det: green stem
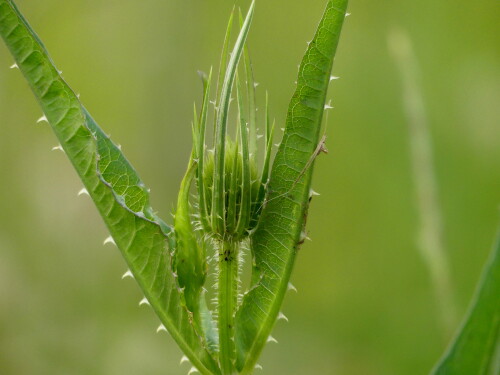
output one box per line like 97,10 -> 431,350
218,239 -> 238,374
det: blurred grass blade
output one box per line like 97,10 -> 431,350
431,229 -> 500,375
234,1 -> 349,372
0,1 -> 220,373
388,28 -> 457,336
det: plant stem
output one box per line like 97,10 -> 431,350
218,239 -> 238,374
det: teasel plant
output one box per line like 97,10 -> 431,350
0,0 -> 349,372
2,0 -> 498,374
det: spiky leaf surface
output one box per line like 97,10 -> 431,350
234,0 -> 348,372
0,1 -> 220,374
431,230 -> 500,375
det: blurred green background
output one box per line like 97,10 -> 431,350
0,0 -> 499,374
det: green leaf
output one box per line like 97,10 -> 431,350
234,0 -> 349,372
174,159 -> 206,329
239,9 -> 258,156
211,0 -> 255,235
196,69 -> 213,232
0,1 -> 220,374
235,75 -> 252,237
213,9 -> 234,141
431,229 -> 500,375
254,92 -> 274,224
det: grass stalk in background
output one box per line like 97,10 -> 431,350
389,28 -> 499,374
388,29 -> 457,337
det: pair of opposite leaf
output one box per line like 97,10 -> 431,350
0,0 -> 349,373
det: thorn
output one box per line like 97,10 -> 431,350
330,75 -> 340,81
51,144 -> 65,153
255,364 -> 263,370
300,230 -> 311,242
324,100 -> 334,110
254,82 -> 260,88
187,367 -> 199,375
345,12 -> 351,17
267,335 -> 278,344
287,282 -> 297,292
57,69 -> 63,75
103,236 -> 116,246
274,143 -> 280,147
37,115 -> 48,124
256,134 -> 264,140
121,270 -> 134,279
180,355 -> 190,365
77,188 -> 89,197
139,297 -> 150,306
117,144 -> 122,150
278,312 -> 289,322
9,63 -> 18,69
309,189 -> 320,197
156,324 -> 167,333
